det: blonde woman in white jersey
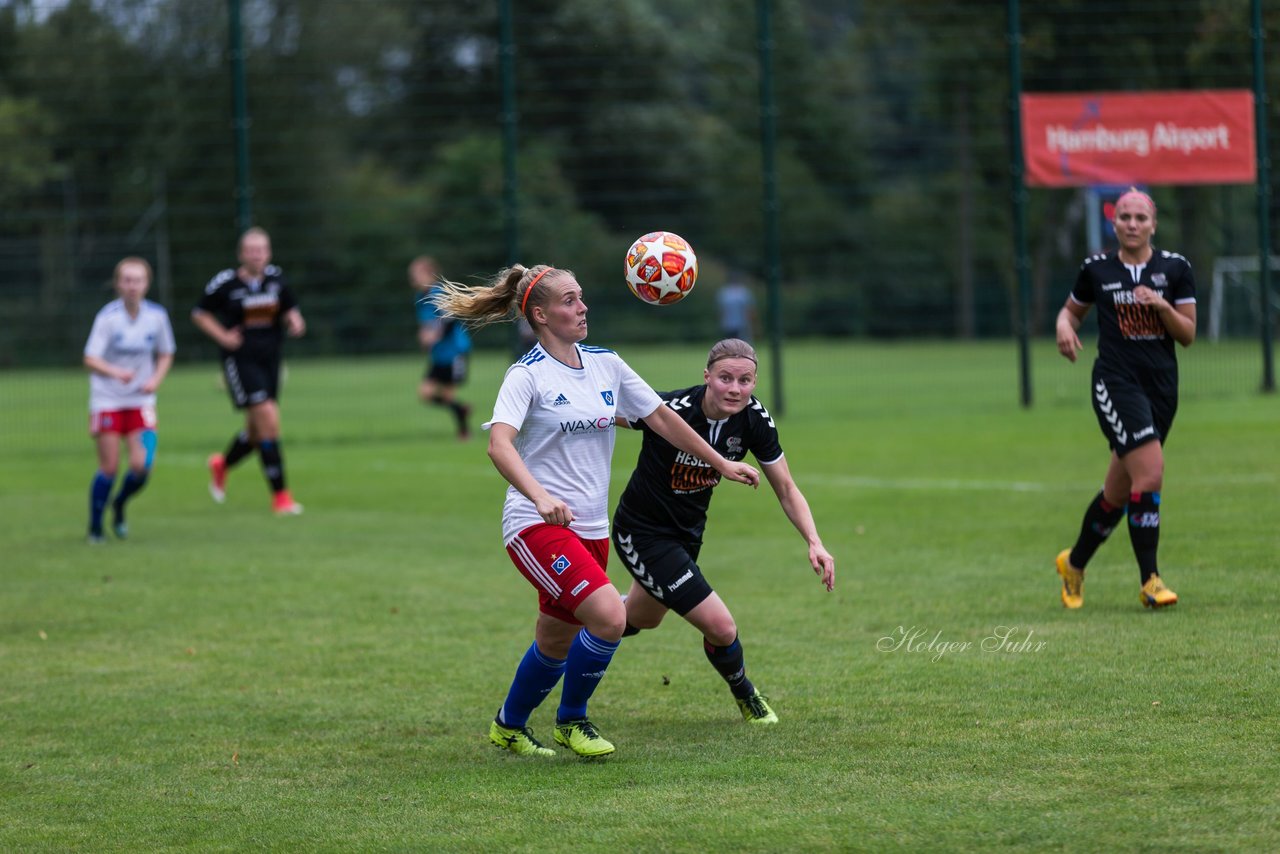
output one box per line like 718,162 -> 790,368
83,257 -> 176,542
433,264 -> 759,758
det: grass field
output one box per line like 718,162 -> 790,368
1,340 -> 1277,852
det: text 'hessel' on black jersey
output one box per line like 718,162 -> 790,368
195,265 -> 299,358
1071,248 -> 1196,378
614,384 -> 783,542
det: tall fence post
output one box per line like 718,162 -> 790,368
1252,0 -> 1275,393
1007,0 -> 1033,408
500,0 -> 518,269
499,0 -> 523,356
228,0 -> 252,234
756,0 -> 784,416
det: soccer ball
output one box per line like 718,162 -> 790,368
624,231 -> 698,305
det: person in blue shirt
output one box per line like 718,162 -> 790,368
716,273 -> 757,342
410,256 -> 472,439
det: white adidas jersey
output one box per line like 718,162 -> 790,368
83,299 -> 176,414
485,343 -> 662,543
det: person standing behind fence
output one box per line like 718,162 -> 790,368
192,227 -> 307,515
83,257 -> 175,543
612,338 -> 835,725
717,272 -> 757,342
431,263 -> 759,758
409,256 -> 472,440
1053,188 -> 1196,610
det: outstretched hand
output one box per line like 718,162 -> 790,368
810,544 -> 835,591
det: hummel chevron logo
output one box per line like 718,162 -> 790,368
751,399 -> 775,427
615,532 -> 663,600
668,396 -> 694,411
1094,381 -> 1127,445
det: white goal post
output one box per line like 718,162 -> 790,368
1209,255 -> 1280,342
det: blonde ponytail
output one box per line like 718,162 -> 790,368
431,264 -> 568,328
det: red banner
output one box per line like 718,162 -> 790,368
1021,90 -> 1256,187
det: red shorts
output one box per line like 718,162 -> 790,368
506,524 -> 611,624
89,407 -> 156,436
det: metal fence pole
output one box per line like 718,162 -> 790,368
757,0 -> 784,416
1007,0 -> 1033,408
1252,0 -> 1275,392
500,0 -> 518,269
499,0 -> 524,356
228,0 -> 252,234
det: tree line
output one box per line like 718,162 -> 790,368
0,0 -> 1274,366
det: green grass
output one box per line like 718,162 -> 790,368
1,340 -> 1277,852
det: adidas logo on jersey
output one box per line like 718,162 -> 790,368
553,393 -> 571,406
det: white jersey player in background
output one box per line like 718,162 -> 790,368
432,263 -> 759,759
83,257 -> 176,542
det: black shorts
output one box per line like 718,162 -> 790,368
1090,365 -> 1177,456
223,352 -> 280,409
612,522 -> 712,616
424,355 -> 468,386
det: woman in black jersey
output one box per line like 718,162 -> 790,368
192,228 -> 307,515
1054,189 -> 1196,610
612,338 -> 835,724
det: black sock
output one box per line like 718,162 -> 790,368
1069,491 -> 1125,570
1127,491 -> 1161,583
224,431 -> 255,468
450,400 -> 469,434
111,470 -> 149,522
622,623 -> 642,638
703,636 -> 754,700
258,439 -> 286,493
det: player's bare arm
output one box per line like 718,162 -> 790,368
1056,299 -> 1089,362
643,403 -> 758,487
486,422 -> 573,525
83,354 -> 134,383
191,309 -> 243,351
1133,285 -> 1196,347
762,458 -> 835,591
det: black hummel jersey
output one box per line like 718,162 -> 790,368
195,265 -> 299,358
1071,248 -> 1195,378
614,384 -> 783,541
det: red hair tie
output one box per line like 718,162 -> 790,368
521,268 -> 553,316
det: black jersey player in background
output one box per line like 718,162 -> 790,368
1054,189 -> 1196,610
192,227 -> 307,515
612,338 -> 835,724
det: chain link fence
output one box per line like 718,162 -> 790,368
1,0 -> 1276,397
